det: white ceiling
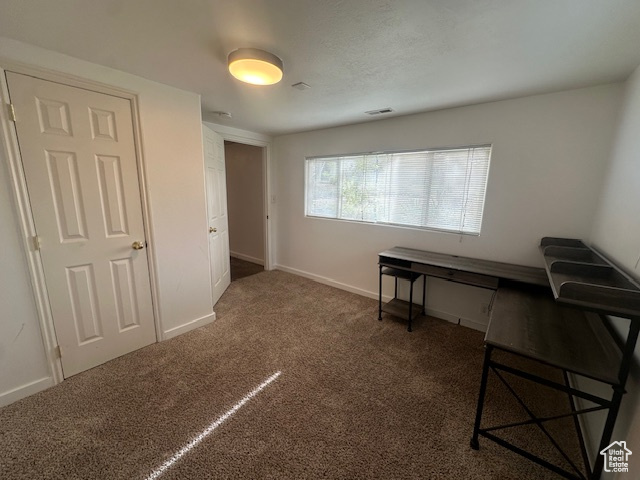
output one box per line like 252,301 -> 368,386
1,0 -> 640,136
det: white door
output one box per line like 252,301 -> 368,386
202,125 -> 230,304
7,72 -> 156,377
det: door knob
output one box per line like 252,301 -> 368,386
132,241 -> 145,250
209,227 -> 217,233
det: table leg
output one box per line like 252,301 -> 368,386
378,264 -> 382,321
408,278 -> 414,332
592,386 -> 624,479
422,274 -> 426,315
471,345 -> 493,450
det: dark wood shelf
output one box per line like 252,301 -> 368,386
486,286 -> 621,385
540,237 -> 640,317
542,245 -> 608,266
540,237 -> 587,248
381,298 -> 423,320
381,266 -> 421,281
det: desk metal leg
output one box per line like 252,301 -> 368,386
378,265 -> 382,321
408,278 -> 414,332
563,370 -> 592,478
422,274 -> 426,315
593,318 -> 640,479
471,345 -> 493,450
592,386 -> 624,479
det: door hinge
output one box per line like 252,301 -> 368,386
32,235 -> 41,251
7,103 -> 16,122
54,345 -> 62,358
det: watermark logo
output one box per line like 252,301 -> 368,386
600,441 -> 632,473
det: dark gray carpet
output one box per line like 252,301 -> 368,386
230,256 -> 264,281
0,270 -> 582,479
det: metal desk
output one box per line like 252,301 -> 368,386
471,284 -> 629,480
378,244 -> 640,479
377,246 -> 548,330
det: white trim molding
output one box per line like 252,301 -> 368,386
202,123 -> 272,144
163,313 -> 216,340
230,251 -> 265,266
0,377 -> 55,408
205,121 -> 274,271
0,65 -> 63,384
274,264 -> 380,300
0,61 -> 161,388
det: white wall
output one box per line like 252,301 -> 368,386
0,37 -> 213,405
588,64 -> 640,477
0,155 -> 52,405
591,67 -> 640,271
273,84 -> 623,328
225,142 -> 264,265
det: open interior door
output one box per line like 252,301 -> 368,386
202,125 -> 231,305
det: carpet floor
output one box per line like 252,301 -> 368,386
230,257 -> 264,282
0,270 -> 583,479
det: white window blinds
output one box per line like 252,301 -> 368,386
305,145 -> 491,235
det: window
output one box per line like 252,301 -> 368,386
305,145 -> 492,235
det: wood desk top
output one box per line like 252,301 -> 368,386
379,246 -> 549,287
487,286 -> 621,384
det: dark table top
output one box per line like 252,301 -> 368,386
486,285 -> 621,384
379,246 -> 549,286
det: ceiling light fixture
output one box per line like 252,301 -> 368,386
228,48 -> 283,85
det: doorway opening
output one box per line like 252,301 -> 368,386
224,140 -> 266,282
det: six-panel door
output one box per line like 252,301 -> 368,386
203,125 -> 230,305
7,72 -> 156,377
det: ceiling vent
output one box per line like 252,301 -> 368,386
211,111 -> 232,119
365,108 -> 394,116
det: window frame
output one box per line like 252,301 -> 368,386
304,144 -> 492,236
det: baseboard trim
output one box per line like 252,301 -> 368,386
425,307 -> 458,324
423,308 -> 487,332
274,264 -> 381,301
459,317 -> 489,333
274,264 -> 488,332
163,312 -> 216,340
230,251 -> 264,266
0,376 -> 54,408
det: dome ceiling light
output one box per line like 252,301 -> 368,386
228,48 -> 283,85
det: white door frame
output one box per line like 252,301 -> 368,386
0,60 -> 160,385
212,128 -> 273,270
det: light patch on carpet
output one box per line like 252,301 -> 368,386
146,371 -> 282,480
